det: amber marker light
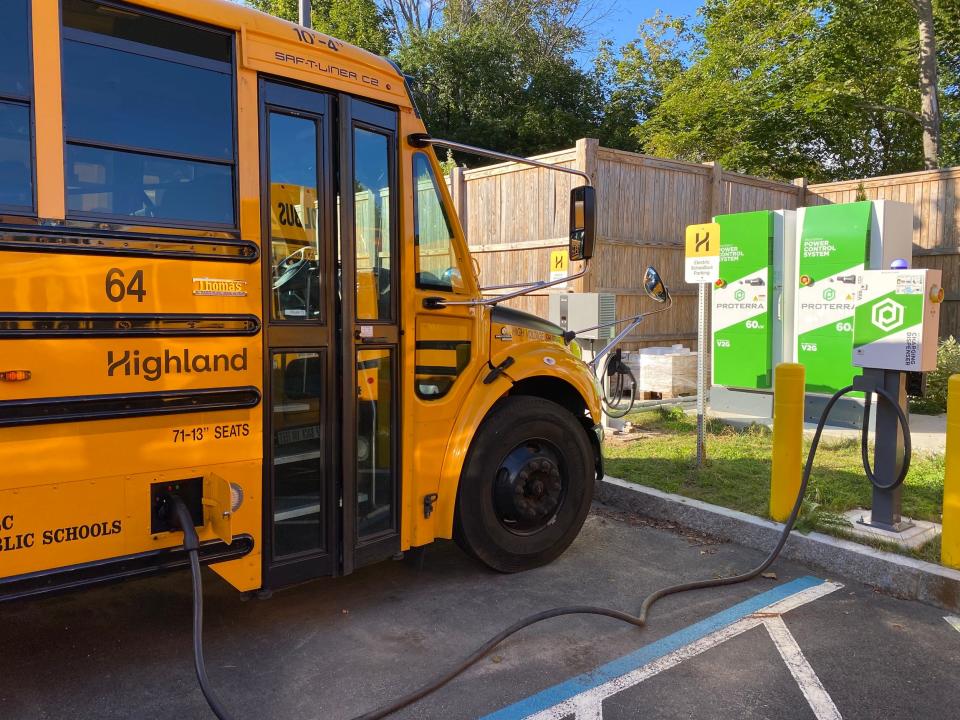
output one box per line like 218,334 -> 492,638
714,279 -> 726,289
799,274 -> 813,287
0,370 -> 31,382
930,285 -> 945,304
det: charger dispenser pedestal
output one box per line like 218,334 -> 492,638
852,268 -> 943,531
855,369 -> 909,530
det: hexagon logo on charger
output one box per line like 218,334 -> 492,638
870,297 -> 905,333
853,269 -> 942,372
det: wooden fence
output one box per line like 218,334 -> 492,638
449,139 -> 804,349
448,141 -> 960,347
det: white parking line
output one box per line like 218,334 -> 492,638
523,619 -> 767,720
765,615 -> 842,720
945,616 -> 960,633
485,578 -> 843,720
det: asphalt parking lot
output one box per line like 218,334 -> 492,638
2,506 -> 959,720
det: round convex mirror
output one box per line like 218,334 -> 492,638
643,267 -> 670,304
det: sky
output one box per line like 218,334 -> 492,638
237,0 -> 706,58
587,0 -> 702,50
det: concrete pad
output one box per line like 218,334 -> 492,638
842,508 -> 942,549
905,412 -> 948,453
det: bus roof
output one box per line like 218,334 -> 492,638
133,0 -> 411,109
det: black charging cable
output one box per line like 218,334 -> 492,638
350,384 -> 859,720
859,387 -> 912,490
600,349 -> 638,419
178,382 -> 909,720
169,496 -> 234,720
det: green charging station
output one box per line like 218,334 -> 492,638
794,202 -> 872,393
710,200 -> 914,421
712,211 -> 775,389
794,201 -> 913,395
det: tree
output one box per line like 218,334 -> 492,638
395,0 -> 607,158
912,0 -> 941,168
396,22 -> 602,157
246,0 -> 391,55
630,0 -> 952,181
320,0 -> 391,54
593,12 -> 692,153
936,0 -> 960,167
636,0 -> 830,179
380,0 -> 444,39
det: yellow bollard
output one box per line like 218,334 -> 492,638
942,375 -> 960,569
770,363 -> 806,522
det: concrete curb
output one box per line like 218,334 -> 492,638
597,475 -> 960,613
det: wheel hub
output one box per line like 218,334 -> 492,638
494,441 -> 566,534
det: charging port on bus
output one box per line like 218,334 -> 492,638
151,478 -> 204,534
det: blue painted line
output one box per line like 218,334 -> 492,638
481,575 -> 825,720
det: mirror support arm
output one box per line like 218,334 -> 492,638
480,279 -> 547,291
589,316 -> 645,370
424,268 -> 588,308
583,297 -> 674,368
408,134 -> 594,186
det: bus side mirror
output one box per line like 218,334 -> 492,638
643,266 -> 670,304
569,185 -> 596,262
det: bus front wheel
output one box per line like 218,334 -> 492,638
454,396 -> 594,573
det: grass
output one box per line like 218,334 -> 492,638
603,406 -> 945,562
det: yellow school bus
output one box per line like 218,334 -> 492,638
0,0 -> 607,601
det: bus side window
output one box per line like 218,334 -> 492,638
413,153 -> 465,294
0,0 -> 34,215
61,0 -> 236,229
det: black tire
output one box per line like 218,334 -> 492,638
453,396 -> 595,572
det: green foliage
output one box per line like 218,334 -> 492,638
910,336 -> 960,414
592,13 -> 691,153
632,0 -> 937,181
656,404 -> 688,424
245,0 -> 391,55
438,148 -> 458,175
321,0 -> 391,55
937,0 -> 960,167
244,0 -> 296,19
241,0 -> 957,180
395,1 -> 605,158
793,490 -> 852,535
